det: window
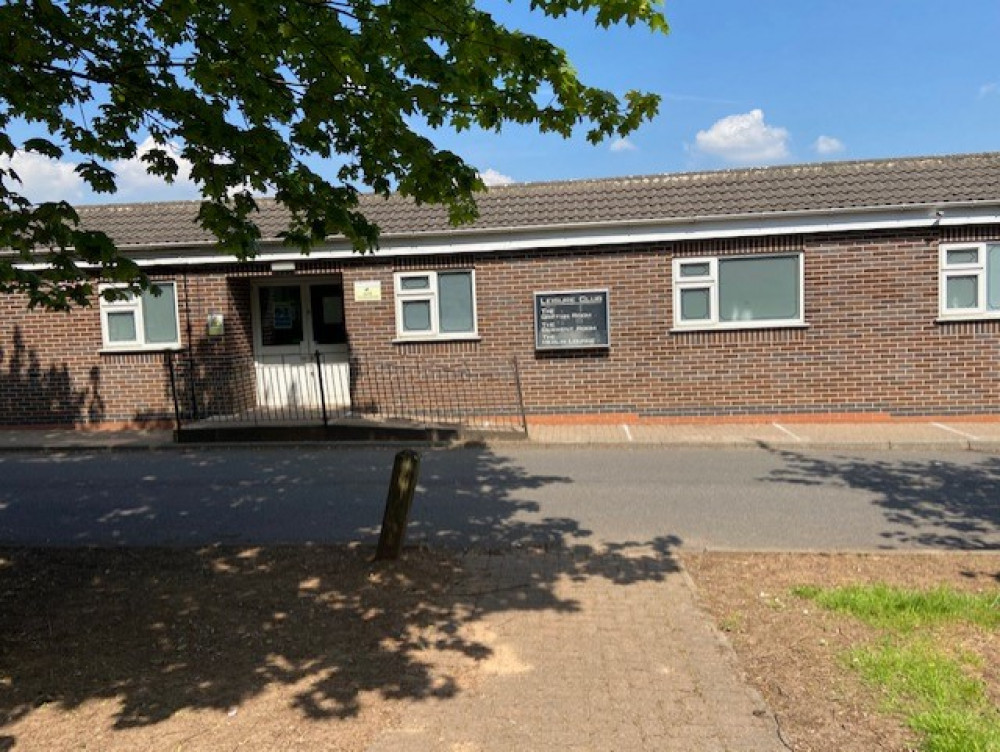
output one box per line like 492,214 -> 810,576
100,283 -> 181,350
672,254 -> 803,330
394,270 -> 477,340
939,243 -> 1000,319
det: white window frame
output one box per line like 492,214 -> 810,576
393,270 -> 479,341
938,242 -> 1000,321
671,253 -> 806,331
99,282 -> 182,351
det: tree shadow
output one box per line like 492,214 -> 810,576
0,444 -> 682,745
161,339 -> 258,426
0,326 -> 101,426
758,444 -> 1000,549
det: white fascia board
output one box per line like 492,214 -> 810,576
15,203 -> 1000,271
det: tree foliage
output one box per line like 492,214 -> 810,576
0,0 -> 667,309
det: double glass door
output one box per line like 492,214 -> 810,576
253,280 -> 350,409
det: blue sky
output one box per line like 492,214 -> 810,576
462,0 -> 1000,184
6,0 -> 1000,201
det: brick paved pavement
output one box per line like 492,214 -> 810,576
368,547 -> 786,752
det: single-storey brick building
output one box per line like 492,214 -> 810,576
4,152 -> 1000,430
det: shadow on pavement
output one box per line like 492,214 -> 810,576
0,446 -> 588,549
0,444 -> 682,746
759,445 -> 1000,549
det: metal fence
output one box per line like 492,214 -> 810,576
166,351 -> 527,435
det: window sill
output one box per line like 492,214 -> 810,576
101,344 -> 183,355
671,321 -> 810,333
392,334 -> 481,345
936,314 -> 1000,324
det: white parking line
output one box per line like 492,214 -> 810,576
772,422 -> 804,442
931,422 -> 981,440
622,424 -> 634,442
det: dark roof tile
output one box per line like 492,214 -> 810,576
75,152 -> 1000,247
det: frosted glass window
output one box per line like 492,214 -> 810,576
673,254 -> 804,329
719,256 -> 799,322
679,262 -> 710,277
947,276 -> 978,309
107,312 -> 137,342
988,246 -> 1000,311
947,248 -> 979,265
395,270 -> 477,339
402,300 -> 431,331
101,281 -> 180,349
142,284 -> 179,344
680,288 -> 710,320
938,243 -> 1000,318
438,272 -> 474,332
400,276 -> 430,290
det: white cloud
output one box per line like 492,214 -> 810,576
479,168 -> 515,186
609,137 -> 637,153
694,109 -> 790,163
814,135 -> 845,155
112,136 -> 197,201
0,136 -> 200,204
979,82 -> 998,98
0,150 -> 86,204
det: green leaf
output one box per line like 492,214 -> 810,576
75,160 -> 117,193
22,138 -> 64,159
0,0 -> 667,309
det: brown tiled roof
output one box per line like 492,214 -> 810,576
75,152 -> 1000,248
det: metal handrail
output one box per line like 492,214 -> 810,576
167,350 -> 527,434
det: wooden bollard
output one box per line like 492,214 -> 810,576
375,450 -> 421,560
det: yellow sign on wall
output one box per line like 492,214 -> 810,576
354,280 -> 382,302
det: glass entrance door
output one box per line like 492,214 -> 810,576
253,280 -> 350,409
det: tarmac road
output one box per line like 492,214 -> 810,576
0,444 -> 998,550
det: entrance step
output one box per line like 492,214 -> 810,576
175,417 -> 526,444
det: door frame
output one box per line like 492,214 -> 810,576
251,276 -> 349,360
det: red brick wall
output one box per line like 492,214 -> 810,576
342,225 -> 1000,418
3,225 -> 1000,427
0,271 -> 250,427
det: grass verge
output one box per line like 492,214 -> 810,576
793,583 -> 1000,631
796,583 -> 1000,752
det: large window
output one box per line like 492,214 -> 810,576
394,270 -> 477,340
939,243 -> 1000,320
100,283 -> 181,351
672,254 -> 803,330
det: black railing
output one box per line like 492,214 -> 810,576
166,351 -> 527,436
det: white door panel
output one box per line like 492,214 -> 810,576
252,280 -> 350,411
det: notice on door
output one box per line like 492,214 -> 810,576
534,289 -> 610,350
273,302 -> 295,330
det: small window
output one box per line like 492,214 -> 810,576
394,270 -> 477,340
672,254 -> 804,330
100,282 -> 181,351
939,243 -> 1000,319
